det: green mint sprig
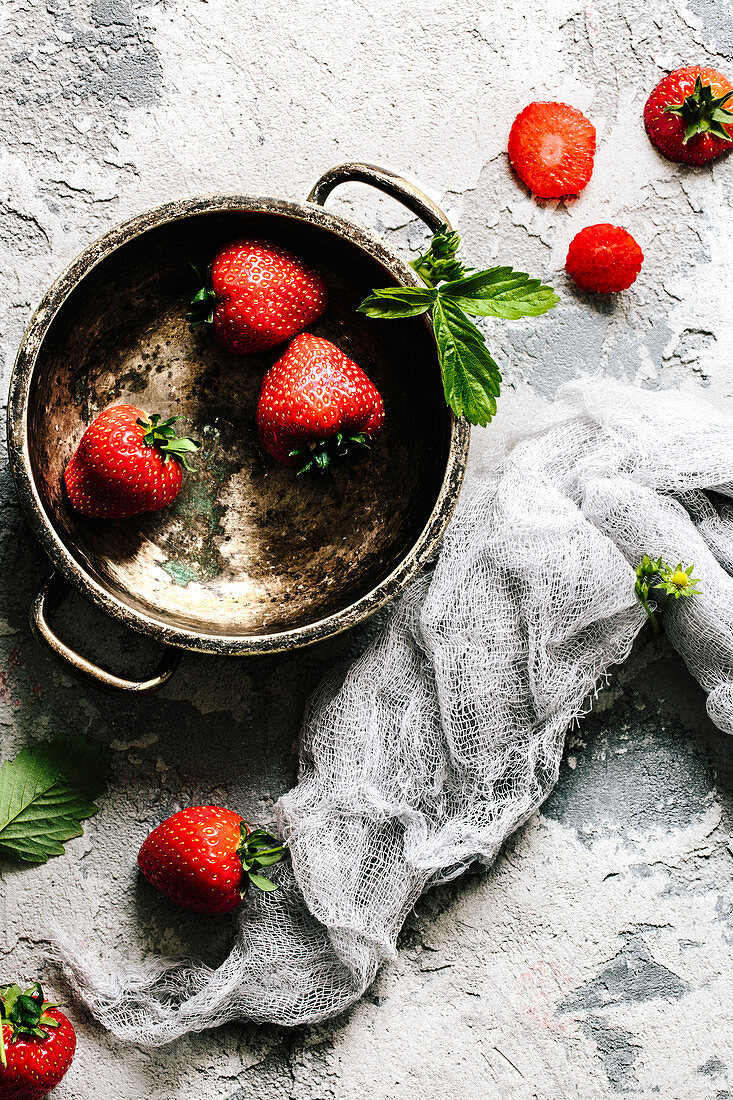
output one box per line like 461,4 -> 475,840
0,735 -> 111,864
634,555 -> 701,633
358,227 -> 559,427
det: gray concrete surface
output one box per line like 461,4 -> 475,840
1,0 -> 733,1096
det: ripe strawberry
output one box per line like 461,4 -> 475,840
257,333 -> 385,472
0,982 -> 76,1100
565,224 -> 644,294
508,101 -> 596,198
189,240 -> 328,354
64,405 -> 199,519
138,806 -> 286,915
644,66 -> 733,165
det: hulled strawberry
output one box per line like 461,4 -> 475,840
137,806 -> 286,915
0,982 -> 76,1100
565,224 -> 644,293
644,66 -> 733,165
508,101 -> 596,198
189,239 -> 328,354
64,405 -> 199,519
257,333 -> 385,472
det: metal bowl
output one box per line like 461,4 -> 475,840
7,164 -> 469,693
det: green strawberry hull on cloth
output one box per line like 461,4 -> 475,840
51,379 -> 733,1041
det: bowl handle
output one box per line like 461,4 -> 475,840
308,162 -> 452,233
30,572 -> 181,695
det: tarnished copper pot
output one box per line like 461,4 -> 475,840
7,163 -> 469,693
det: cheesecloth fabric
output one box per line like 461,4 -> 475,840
53,379 -> 733,1042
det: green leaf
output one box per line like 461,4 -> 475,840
357,286 -> 437,319
252,850 -> 285,867
0,735 -> 111,864
238,826 -> 287,890
432,297 -> 502,427
248,872 -> 278,891
441,268 -> 560,319
359,228 -> 558,427
409,226 -> 468,285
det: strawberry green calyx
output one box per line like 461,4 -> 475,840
187,264 -> 217,329
136,414 -> 200,472
665,76 -> 733,144
290,432 -> 369,475
236,826 -> 287,893
0,983 -> 61,1067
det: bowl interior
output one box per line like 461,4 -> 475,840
25,208 -> 452,639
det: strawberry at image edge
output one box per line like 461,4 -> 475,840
0,982 -> 76,1100
644,65 -> 733,165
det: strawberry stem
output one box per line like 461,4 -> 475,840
0,982 -> 60,1053
290,432 -> 369,475
187,264 -> 217,329
236,825 -> 287,892
136,414 -> 200,472
665,75 -> 733,144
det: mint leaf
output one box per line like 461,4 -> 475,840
432,297 -> 502,427
0,735 -> 111,864
358,227 -> 558,427
441,268 -> 560,319
357,286 -> 437,319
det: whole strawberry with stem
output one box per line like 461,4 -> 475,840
508,101 -> 596,198
0,982 -> 76,1100
138,806 -> 287,915
64,404 -> 199,519
257,333 -> 385,473
189,239 -> 328,354
644,66 -> 733,165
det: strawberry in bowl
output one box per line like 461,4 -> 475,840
64,405 -> 199,519
257,333 -> 385,473
189,239 -> 328,354
0,981 -> 76,1100
138,806 -> 286,914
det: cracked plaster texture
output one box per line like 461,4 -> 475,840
1,0 -> 733,1097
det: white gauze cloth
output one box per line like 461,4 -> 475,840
53,379 -> 733,1042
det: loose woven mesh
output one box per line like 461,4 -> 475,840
52,380 -> 733,1042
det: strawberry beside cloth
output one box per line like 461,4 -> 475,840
50,379 -> 733,1040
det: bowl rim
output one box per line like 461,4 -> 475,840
7,193 -> 470,655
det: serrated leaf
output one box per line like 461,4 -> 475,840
432,297 -> 502,428
441,268 -> 560,319
357,286 -> 437,319
0,735 -> 111,864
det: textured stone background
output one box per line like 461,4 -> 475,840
1,0 -> 733,1097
